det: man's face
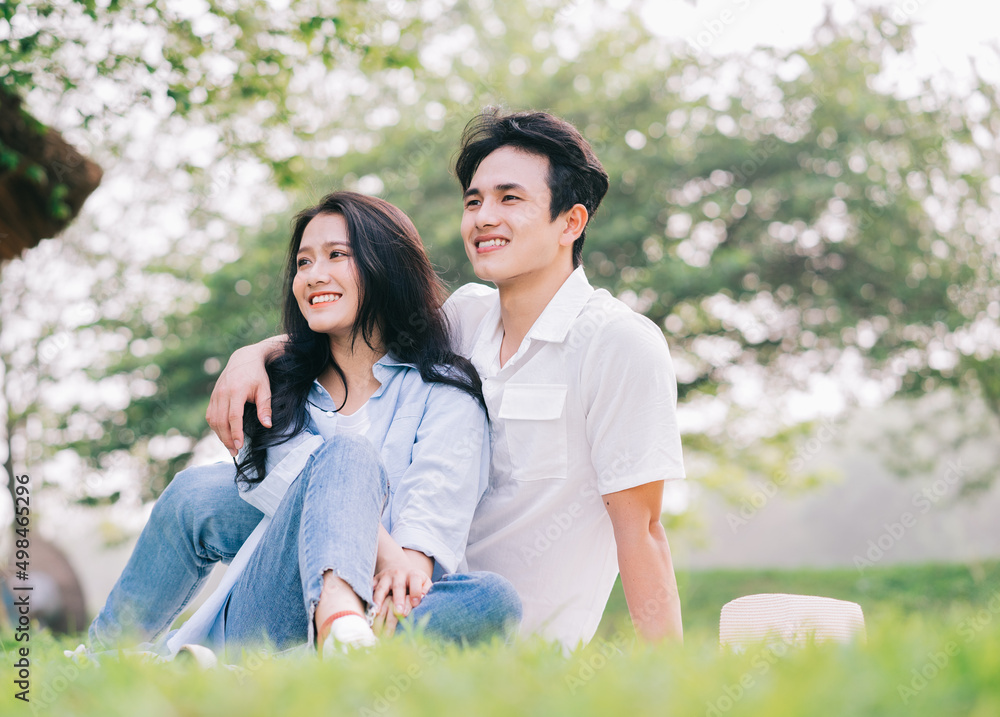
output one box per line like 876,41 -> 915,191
460,146 -> 575,290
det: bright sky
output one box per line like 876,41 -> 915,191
640,0 -> 1000,91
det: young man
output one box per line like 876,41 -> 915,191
209,109 -> 686,650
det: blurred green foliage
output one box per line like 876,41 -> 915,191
77,2 -> 1000,501
70,221 -> 287,499
0,0 -> 424,183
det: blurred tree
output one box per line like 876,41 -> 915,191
0,0 -> 429,511
76,2 -> 1000,506
0,0 -> 422,185
325,3 -> 1000,496
67,219 -> 287,500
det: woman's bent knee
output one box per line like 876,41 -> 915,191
442,571 -> 522,639
470,571 -> 522,628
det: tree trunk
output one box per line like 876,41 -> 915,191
0,86 -> 103,260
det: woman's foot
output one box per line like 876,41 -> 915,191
314,569 -> 373,655
318,611 -> 377,657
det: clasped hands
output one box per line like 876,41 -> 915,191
370,563 -> 432,637
371,525 -> 434,637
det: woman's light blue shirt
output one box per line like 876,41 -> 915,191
165,354 -> 489,655
254,354 -> 490,574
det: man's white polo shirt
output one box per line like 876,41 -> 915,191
447,266 -> 685,650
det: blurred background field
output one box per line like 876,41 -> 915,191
600,559 -> 1000,636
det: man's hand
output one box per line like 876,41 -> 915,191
206,337 -> 283,456
603,480 -> 684,643
370,598 -> 398,638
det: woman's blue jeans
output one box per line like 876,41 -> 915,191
89,435 -> 521,653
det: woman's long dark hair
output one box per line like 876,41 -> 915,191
235,191 -> 484,486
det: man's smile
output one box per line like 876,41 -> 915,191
474,234 -> 511,252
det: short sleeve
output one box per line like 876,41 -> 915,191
582,310 -> 686,495
387,384 -> 490,575
444,282 -> 497,357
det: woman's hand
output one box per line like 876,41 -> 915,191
206,337 -> 284,456
371,567 -> 432,637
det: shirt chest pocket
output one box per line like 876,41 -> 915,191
380,413 -> 420,491
498,383 -> 568,481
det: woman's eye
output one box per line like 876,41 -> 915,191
296,258 -> 309,267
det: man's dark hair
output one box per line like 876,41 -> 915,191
455,108 -> 610,268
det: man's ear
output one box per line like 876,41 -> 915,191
558,204 -> 589,248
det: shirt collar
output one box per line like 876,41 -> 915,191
307,381 -> 338,411
372,353 -> 415,396
375,352 -> 415,370
524,266 -> 595,344
309,353 -> 415,407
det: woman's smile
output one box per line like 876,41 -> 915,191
308,292 -> 342,305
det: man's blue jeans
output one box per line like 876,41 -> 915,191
89,435 -> 521,653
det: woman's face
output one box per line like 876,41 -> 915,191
292,213 -> 363,341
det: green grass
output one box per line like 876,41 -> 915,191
4,561 -> 1000,716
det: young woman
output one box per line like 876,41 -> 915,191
87,192 -> 520,659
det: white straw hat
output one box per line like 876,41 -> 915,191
719,593 -> 866,651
